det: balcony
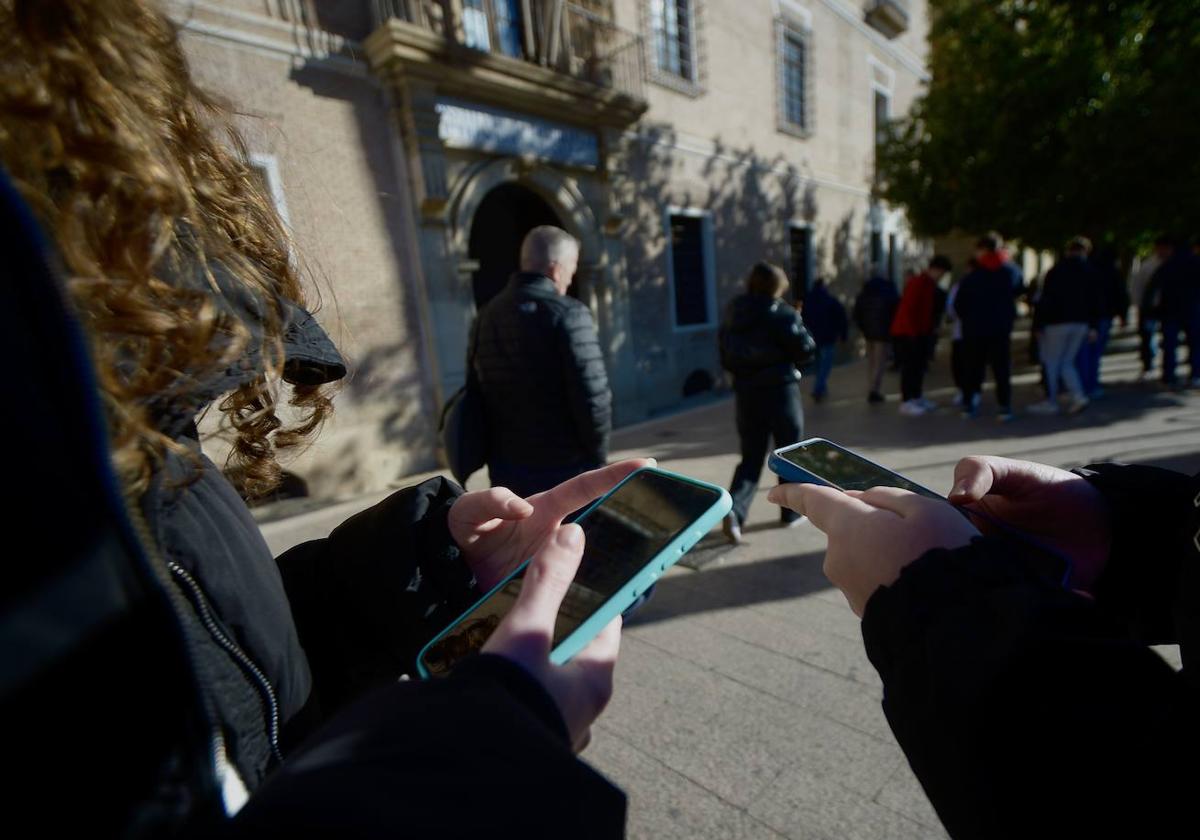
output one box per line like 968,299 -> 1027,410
366,1 -> 648,128
864,0 -> 909,39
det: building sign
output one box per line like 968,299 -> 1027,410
435,98 -> 599,168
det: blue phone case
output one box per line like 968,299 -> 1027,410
415,466 -> 732,678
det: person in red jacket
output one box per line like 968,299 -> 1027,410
891,256 -> 952,416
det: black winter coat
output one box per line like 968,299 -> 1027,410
861,462 -> 1197,839
852,276 -> 900,341
1145,250 -> 1200,320
1,174 -> 625,837
472,273 -> 612,468
802,284 -> 849,347
1032,255 -> 1100,329
953,261 -> 1023,339
718,292 -> 816,390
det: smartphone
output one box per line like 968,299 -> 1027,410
768,438 -> 1072,586
416,467 -> 732,678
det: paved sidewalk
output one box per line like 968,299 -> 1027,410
259,333 -> 1199,839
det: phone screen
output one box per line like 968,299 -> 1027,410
420,471 -> 722,677
777,439 -> 943,499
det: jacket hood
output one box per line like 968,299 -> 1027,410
150,259 -> 346,437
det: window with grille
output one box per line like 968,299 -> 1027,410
666,211 -> 715,329
779,26 -> 809,134
650,0 -> 696,82
789,224 -> 813,301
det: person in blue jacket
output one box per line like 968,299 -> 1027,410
801,279 -> 849,402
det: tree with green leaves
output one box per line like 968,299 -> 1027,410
878,0 -> 1200,254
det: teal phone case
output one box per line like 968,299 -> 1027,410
416,466 -> 732,678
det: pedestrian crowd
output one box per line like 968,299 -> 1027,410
5,3 -> 1195,838
792,230 -> 1200,421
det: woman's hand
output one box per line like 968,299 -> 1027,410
768,484 -> 980,616
448,459 -> 654,591
483,523 -> 620,752
949,456 -> 1111,590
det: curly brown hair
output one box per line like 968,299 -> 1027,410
0,0 -> 335,498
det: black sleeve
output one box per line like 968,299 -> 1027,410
557,303 -> 612,464
780,309 -> 817,367
274,478 -> 480,715
230,654 -> 626,839
1073,462 -> 1193,642
862,538 -> 1193,839
1031,269 -> 1053,330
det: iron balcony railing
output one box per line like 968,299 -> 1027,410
372,0 -> 645,101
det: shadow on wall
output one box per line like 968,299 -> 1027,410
277,59 -> 440,496
617,124 -> 923,414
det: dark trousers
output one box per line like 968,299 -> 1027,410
1140,317 -> 1159,373
1162,315 -> 1200,384
489,458 -> 602,499
895,336 -> 932,402
962,335 -> 1012,411
950,339 -> 968,393
729,383 -> 804,525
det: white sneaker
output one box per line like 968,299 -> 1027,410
899,399 -> 928,416
1067,396 -> 1090,415
952,392 -> 964,407
917,397 -> 937,411
1027,400 -> 1060,416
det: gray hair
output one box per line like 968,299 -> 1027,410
520,225 -> 580,274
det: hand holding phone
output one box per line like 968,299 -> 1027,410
949,455 -> 1110,590
481,523 -> 620,753
768,482 -> 980,616
420,468 -> 731,678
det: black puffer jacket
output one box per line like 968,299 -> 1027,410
1032,255 -> 1100,329
2,174 -> 625,837
718,292 -> 816,390
472,273 -> 612,468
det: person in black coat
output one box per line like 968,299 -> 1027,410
802,279 -> 849,402
1028,237 -> 1100,415
769,454 -> 1196,840
1144,234 -> 1200,387
472,226 -> 613,497
853,272 -> 900,403
718,262 -> 816,542
953,232 -> 1025,420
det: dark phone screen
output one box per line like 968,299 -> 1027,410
777,440 -> 1071,586
777,440 -> 944,499
420,471 -> 722,676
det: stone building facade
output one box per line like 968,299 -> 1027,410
170,0 -> 929,500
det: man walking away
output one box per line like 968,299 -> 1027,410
853,269 -> 900,404
1029,237 -> 1098,416
1131,251 -> 1162,380
1144,234 -> 1200,389
1076,247 -> 1129,398
954,232 -> 1024,421
472,226 -> 612,497
719,262 -> 817,543
891,256 -> 952,416
801,279 -> 848,403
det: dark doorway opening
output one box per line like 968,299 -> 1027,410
468,183 -> 562,310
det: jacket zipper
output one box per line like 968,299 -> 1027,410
166,561 -> 284,764
17,183 -> 249,817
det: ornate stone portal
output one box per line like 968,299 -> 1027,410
365,5 -> 646,415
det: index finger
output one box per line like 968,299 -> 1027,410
766,483 -> 878,535
528,458 -> 656,520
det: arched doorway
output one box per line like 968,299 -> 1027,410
467,182 -> 562,309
